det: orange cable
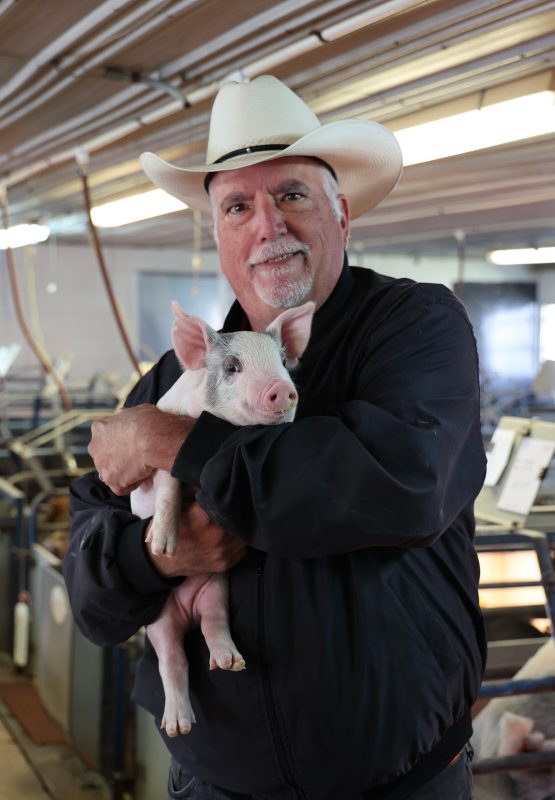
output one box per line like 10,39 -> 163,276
79,170 -> 143,376
0,201 -> 72,412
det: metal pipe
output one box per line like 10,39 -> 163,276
479,580 -> 545,589
0,0 -> 138,108
0,0 -> 201,130
519,528 -> 555,630
473,749 -> 555,774
479,676 -> 555,698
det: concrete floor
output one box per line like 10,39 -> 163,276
0,655 -> 111,800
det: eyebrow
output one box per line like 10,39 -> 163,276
273,180 -> 311,195
218,180 -> 312,211
219,191 -> 250,211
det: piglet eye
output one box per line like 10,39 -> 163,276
282,357 -> 288,368
224,356 -> 242,374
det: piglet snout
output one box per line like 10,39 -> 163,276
262,380 -> 298,414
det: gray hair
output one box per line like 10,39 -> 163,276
320,168 -> 342,221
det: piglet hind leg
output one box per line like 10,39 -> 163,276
146,595 -> 196,736
197,574 -> 246,672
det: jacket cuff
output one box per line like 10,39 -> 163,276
116,518 -> 182,594
171,411 -> 239,486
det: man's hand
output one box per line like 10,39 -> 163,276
89,404 -> 195,495
146,500 -> 246,577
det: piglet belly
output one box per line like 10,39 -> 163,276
130,478 -> 155,519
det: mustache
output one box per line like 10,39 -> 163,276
249,238 -> 310,267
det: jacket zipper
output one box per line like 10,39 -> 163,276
256,554 -> 307,800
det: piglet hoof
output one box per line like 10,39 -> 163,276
162,708 -> 196,737
145,527 -> 176,557
209,650 -> 246,672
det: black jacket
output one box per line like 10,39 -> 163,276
64,265 -> 487,800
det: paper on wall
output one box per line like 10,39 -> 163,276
497,437 -> 555,516
484,427 -> 516,487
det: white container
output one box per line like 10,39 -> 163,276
13,591 -> 30,668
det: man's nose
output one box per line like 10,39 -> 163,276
253,197 -> 287,241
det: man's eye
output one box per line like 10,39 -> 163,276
224,357 -> 242,374
283,192 -> 303,202
228,203 -> 248,214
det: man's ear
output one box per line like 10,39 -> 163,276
171,301 -> 218,370
339,194 -> 350,250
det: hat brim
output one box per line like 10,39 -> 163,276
140,119 -> 403,219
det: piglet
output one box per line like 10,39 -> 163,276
131,300 -> 314,736
472,638 -> 555,800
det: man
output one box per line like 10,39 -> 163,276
64,75 -> 487,799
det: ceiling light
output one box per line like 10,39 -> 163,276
487,247 -> 555,266
394,91 -> 555,166
0,223 -> 50,249
90,188 -> 187,227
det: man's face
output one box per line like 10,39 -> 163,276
209,158 -> 350,329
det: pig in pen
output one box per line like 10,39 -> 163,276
131,300 -> 314,737
472,637 -> 555,800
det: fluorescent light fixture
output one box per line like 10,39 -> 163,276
487,247 -> 555,266
90,188 -> 187,227
0,223 -> 50,249
394,91 -> 555,166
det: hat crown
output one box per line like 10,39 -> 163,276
206,75 -> 321,165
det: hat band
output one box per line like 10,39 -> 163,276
204,146 -> 338,194
212,143 -> 289,164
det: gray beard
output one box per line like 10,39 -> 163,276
253,269 -> 314,308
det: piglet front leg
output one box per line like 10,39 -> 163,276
145,471 -> 181,556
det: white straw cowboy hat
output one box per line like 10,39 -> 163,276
140,75 -> 403,219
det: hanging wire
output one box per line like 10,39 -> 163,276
75,149 -> 143,376
24,245 -> 47,352
0,185 -> 72,412
190,208 -> 202,297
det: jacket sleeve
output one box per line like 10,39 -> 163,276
172,289 -> 487,558
63,352 -> 182,646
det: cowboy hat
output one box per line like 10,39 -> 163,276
140,75 -> 403,219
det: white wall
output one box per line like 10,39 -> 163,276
352,251 -> 536,287
1,241 -> 554,388
0,241 -> 223,386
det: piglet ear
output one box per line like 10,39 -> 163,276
171,301 -> 218,370
266,301 -> 315,368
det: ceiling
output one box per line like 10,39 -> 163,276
1,0 -> 555,258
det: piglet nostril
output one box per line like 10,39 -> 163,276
263,380 -> 297,411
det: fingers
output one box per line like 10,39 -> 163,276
96,469 -> 145,496
147,502 -> 246,578
89,405 -> 195,493
88,408 -> 154,493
